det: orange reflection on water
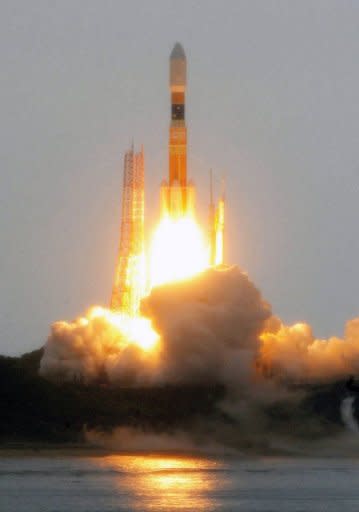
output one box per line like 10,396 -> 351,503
98,454 -> 223,511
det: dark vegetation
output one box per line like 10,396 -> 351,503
263,381 -> 348,439
0,349 -> 351,444
0,350 -> 226,443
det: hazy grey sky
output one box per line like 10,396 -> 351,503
1,0 -> 358,355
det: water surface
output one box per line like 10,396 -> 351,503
0,454 -> 358,511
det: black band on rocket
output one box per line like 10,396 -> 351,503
172,104 -> 185,120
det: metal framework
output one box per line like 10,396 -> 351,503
110,146 -> 145,315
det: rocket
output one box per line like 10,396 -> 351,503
169,42 -> 187,189
160,43 -> 195,218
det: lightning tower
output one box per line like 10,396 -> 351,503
214,183 -> 225,265
209,169 -> 216,265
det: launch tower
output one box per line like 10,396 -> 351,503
111,145 -> 145,315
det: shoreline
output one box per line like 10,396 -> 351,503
0,442 -> 111,458
1,441 -> 359,459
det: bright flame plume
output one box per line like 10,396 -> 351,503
150,215 -> 209,288
109,211 -> 209,354
89,306 -> 159,351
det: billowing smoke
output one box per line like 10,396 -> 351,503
39,265 -> 359,449
40,266 -> 271,387
40,265 -> 359,387
259,317 -> 359,383
341,397 -> 359,433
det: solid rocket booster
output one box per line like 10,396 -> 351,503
161,43 -> 194,218
209,171 -> 225,266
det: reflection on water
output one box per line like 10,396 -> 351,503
98,454 -> 224,511
1,455 -> 359,512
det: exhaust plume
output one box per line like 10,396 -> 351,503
40,265 -> 359,449
40,266 -> 271,387
41,266 -> 359,387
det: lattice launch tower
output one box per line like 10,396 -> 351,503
110,146 -> 145,315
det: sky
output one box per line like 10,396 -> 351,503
1,0 -> 358,355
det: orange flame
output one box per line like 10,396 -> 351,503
150,215 -> 209,288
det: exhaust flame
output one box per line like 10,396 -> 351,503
89,306 -> 159,352
107,211 -> 209,354
150,215 -> 209,288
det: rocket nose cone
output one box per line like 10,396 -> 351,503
170,42 -> 186,60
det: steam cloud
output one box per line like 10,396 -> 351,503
40,266 -> 359,450
40,267 -> 271,386
40,265 -> 359,386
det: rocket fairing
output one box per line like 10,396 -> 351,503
161,42 -> 194,218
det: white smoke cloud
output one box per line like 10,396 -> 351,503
40,265 -> 359,388
40,266 -> 271,388
341,397 -> 359,433
39,265 -> 359,447
139,265 -> 270,386
85,426 -> 236,455
260,317 -> 359,382
40,311 -> 158,385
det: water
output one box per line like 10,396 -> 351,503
1,454 -> 359,511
